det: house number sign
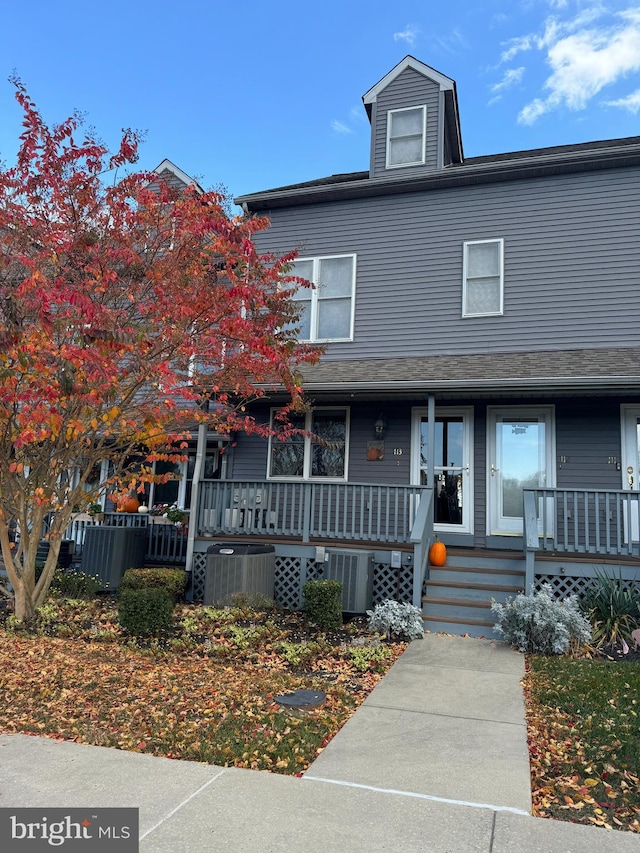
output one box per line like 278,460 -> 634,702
393,448 -> 403,456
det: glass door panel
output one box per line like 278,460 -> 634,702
488,408 -> 555,536
414,411 -> 472,533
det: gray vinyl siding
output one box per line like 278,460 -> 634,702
371,68 -> 441,177
554,400 -> 621,491
254,165 -> 640,358
230,403 -> 414,483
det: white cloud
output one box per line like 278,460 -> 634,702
393,25 -> 419,46
331,119 -> 354,135
493,4 -> 640,124
607,87 -> 640,112
519,13 -> 640,123
491,67 -> 526,94
488,67 -> 525,105
434,28 -> 467,54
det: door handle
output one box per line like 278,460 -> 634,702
628,466 -> 634,488
491,464 -> 499,476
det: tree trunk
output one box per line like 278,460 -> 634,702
0,513 -> 64,621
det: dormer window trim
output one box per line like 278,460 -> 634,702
386,105 -> 427,170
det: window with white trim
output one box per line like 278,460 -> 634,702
268,408 -> 349,480
289,254 -> 356,342
462,239 -> 504,317
386,106 -> 427,168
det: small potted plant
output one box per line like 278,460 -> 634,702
166,504 -> 186,525
87,502 -> 104,523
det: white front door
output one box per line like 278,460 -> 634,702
621,405 -> 640,542
487,407 -> 556,536
411,407 -> 474,534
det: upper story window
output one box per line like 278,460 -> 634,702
462,239 -> 504,317
290,254 -> 356,342
386,106 -> 427,169
268,408 -> 349,480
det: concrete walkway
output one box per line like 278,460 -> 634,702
1,634 -> 639,851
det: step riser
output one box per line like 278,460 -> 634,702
440,556 -> 524,572
423,619 -> 500,639
425,583 -> 521,602
425,602 -> 495,621
428,568 -> 525,586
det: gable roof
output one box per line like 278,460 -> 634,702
362,55 -> 463,167
362,55 -> 456,107
152,159 -> 204,194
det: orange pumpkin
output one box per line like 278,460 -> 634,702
121,495 -> 140,513
429,539 -> 447,566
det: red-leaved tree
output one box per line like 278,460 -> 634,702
0,82 -> 318,619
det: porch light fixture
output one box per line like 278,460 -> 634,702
374,414 -> 387,439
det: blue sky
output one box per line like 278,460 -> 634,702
1,0 -> 639,205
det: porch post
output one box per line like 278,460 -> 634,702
426,394 -> 436,490
412,393 -> 436,608
185,420 -> 207,573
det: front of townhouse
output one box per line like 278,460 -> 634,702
140,57 -> 640,635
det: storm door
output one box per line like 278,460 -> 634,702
621,405 -> 640,543
412,407 -> 473,534
488,407 -> 556,536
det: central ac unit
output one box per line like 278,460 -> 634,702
325,549 -> 374,613
204,543 -> 275,605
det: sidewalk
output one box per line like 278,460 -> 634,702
1,634 -> 638,851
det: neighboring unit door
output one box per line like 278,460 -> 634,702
487,407 -> 556,536
412,407 -> 474,534
620,405 -> 640,542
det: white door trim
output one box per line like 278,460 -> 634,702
487,406 -> 556,537
411,406 -> 474,534
620,405 -> 640,542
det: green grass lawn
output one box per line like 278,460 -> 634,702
0,598 -> 405,774
525,655 -> 640,833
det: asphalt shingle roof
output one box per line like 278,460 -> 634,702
296,347 -> 640,394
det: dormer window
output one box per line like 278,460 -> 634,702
386,106 -> 427,168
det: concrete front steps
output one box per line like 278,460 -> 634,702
422,549 -> 526,639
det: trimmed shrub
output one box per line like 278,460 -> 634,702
119,567 -> 187,602
302,579 -> 343,631
118,587 -> 175,636
492,584 -> 592,655
367,599 -> 424,640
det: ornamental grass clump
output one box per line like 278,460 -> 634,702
579,569 -> 640,648
492,584 -> 591,655
366,599 -> 424,640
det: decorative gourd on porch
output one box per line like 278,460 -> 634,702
120,494 -> 140,513
429,538 -> 447,566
